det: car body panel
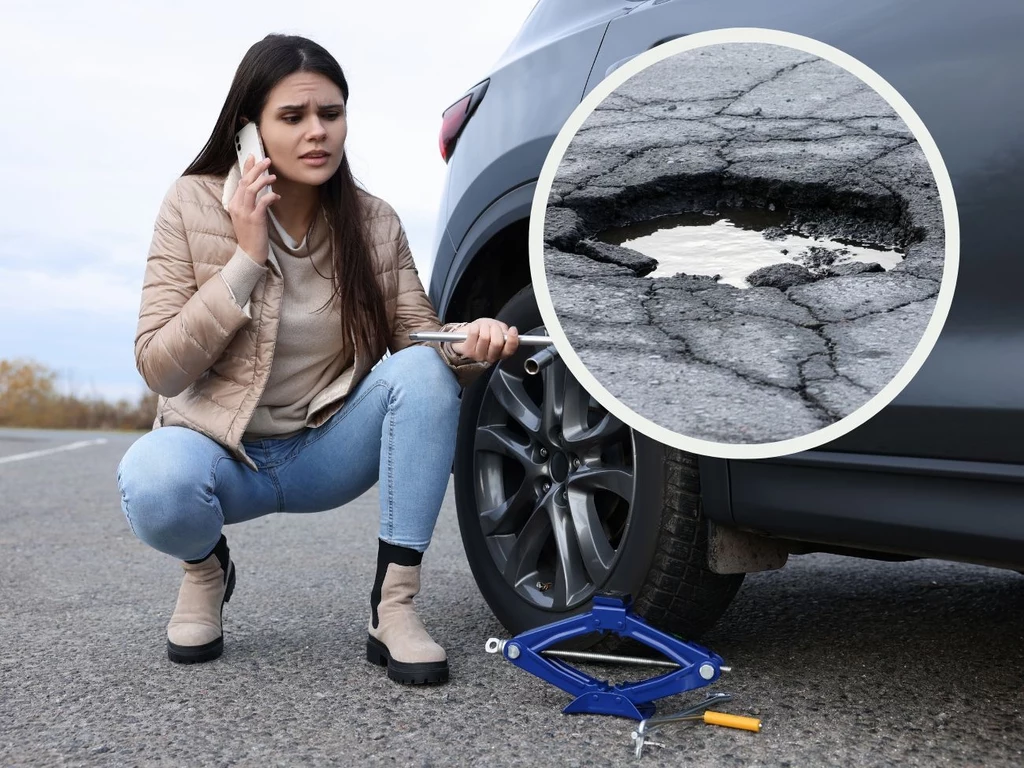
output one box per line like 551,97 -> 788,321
433,181 -> 536,319
443,37 -> 607,255
431,0 -> 1024,568
728,452 -> 1024,568
586,0 -> 1024,466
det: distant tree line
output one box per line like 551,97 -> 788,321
0,359 -> 157,431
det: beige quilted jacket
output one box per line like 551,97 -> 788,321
135,165 -> 486,470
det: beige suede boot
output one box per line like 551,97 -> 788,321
166,534 -> 235,664
366,541 -> 448,684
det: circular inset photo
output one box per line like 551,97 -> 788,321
530,30 -> 958,459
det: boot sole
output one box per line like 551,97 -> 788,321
366,635 -> 449,685
168,636 -> 223,664
167,560 -> 235,665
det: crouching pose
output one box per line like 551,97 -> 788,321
116,33 -> 518,684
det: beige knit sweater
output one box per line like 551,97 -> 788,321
220,209 -> 376,439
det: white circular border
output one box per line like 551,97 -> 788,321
529,27 -> 960,460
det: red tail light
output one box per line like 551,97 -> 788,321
439,79 -> 489,163
439,96 -> 471,162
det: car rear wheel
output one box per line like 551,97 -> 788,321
453,286 -> 744,644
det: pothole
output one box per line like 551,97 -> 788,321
597,208 -> 904,288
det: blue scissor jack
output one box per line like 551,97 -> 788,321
484,593 -> 727,721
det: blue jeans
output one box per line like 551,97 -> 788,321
116,346 -> 462,561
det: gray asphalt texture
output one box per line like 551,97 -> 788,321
543,43 -> 945,445
2,428 -> 1022,766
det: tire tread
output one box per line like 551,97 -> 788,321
602,449 -> 743,648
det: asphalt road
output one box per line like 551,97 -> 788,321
543,43 -> 944,445
2,427 -> 1022,766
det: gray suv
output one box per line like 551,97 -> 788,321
427,0 -> 1024,640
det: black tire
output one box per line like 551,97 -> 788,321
454,286 -> 743,643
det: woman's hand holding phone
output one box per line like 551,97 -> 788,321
227,154 -> 280,265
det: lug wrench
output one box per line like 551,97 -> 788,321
408,331 -> 559,375
408,331 -> 553,346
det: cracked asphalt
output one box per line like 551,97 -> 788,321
4,429 -> 1023,767
542,43 -> 946,445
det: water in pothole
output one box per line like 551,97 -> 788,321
598,209 -> 903,288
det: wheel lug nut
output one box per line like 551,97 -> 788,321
572,458 -> 580,468
539,447 -> 548,458
542,482 -> 551,492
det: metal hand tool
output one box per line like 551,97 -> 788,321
408,331 -> 553,345
631,693 -> 761,758
409,330 -> 560,375
485,592 -> 728,721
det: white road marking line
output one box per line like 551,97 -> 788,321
0,438 -> 109,465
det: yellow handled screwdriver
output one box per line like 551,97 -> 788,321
677,710 -> 761,731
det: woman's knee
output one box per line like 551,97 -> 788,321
116,428 -> 223,558
389,346 -> 461,409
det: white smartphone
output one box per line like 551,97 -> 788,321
234,122 -> 273,200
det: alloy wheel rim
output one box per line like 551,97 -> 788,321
473,328 -> 636,610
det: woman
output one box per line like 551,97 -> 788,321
116,33 -> 519,685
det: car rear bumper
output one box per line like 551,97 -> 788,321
701,452 -> 1024,569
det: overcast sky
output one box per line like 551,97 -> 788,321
0,0 -> 536,401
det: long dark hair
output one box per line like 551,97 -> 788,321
183,34 -> 390,363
